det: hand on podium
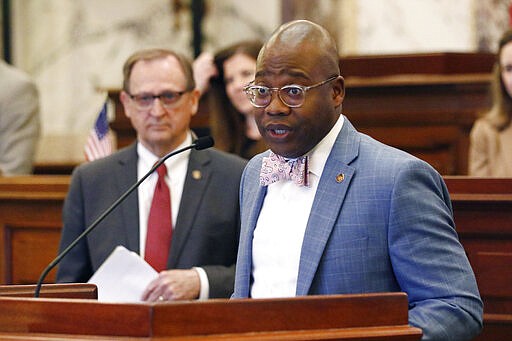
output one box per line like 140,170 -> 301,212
141,269 -> 201,302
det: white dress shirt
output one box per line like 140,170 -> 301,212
251,115 -> 344,298
136,133 -> 209,299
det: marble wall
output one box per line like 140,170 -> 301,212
353,0 -> 475,55
0,5 -> 3,55
13,0 -> 196,136
4,0 -> 511,163
10,0 -> 280,163
475,0 -> 511,51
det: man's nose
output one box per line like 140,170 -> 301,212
264,90 -> 290,116
149,98 -> 167,117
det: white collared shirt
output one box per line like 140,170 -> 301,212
136,133 -> 210,299
251,115 -> 344,298
137,135 -> 191,256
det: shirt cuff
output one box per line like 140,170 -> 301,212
193,267 -> 209,300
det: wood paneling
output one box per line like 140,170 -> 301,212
0,176 -> 69,284
344,73 -> 492,175
444,176 -> 512,341
0,283 -> 97,299
107,52 -> 494,175
340,52 -> 495,77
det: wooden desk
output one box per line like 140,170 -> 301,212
0,176 -> 70,284
1,175 -> 510,340
0,292 -> 421,340
340,52 -> 495,77
444,176 -> 512,341
0,283 -> 97,299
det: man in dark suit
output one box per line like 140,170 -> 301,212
57,49 -> 246,301
233,20 -> 482,340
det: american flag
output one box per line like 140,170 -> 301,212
84,101 -> 113,161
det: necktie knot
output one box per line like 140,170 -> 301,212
260,152 -> 309,187
156,163 -> 167,178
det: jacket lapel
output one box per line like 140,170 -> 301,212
237,155 -> 268,297
115,144 -> 141,253
168,149 -> 210,266
296,118 -> 360,295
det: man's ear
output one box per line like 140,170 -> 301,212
119,91 -> 131,118
332,76 -> 345,107
188,89 -> 200,117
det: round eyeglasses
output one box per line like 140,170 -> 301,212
243,75 -> 339,108
127,90 -> 190,110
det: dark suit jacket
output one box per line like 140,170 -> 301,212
57,143 -> 246,298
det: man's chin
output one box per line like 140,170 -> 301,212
147,130 -> 173,140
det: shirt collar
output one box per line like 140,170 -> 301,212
307,115 -> 344,177
137,133 -> 193,175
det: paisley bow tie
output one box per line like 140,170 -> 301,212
259,151 -> 309,187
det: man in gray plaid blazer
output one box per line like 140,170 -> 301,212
232,20 -> 483,341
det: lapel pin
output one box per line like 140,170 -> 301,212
192,170 -> 202,180
335,173 -> 345,183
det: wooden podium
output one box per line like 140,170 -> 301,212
0,284 -> 422,340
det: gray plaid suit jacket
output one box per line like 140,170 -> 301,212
233,116 -> 483,341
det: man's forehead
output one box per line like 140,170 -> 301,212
255,67 -> 309,81
131,56 -> 185,80
255,48 -> 317,81
132,56 -> 185,77
133,55 -> 180,71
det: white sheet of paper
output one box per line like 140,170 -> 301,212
88,245 -> 158,302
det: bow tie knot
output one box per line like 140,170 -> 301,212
260,152 -> 309,187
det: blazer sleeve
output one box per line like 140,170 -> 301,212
202,264 -> 236,298
185,149 -> 245,299
202,155 -> 243,298
388,160 -> 483,340
56,167 -> 94,282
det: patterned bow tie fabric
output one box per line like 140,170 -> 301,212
260,152 -> 309,187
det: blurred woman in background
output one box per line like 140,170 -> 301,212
194,40 -> 267,159
469,30 -> 512,176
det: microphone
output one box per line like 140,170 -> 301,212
193,135 -> 214,150
34,136 -> 214,297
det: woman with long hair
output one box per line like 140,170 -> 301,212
469,30 -> 512,176
194,40 -> 267,159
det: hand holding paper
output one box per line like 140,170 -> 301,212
88,245 -> 158,302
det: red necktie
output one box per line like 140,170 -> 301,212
145,164 -> 172,271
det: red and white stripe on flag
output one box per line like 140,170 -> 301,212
84,101 -> 114,161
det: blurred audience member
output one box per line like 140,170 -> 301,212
0,59 -> 40,175
469,30 -> 512,176
193,41 -> 267,159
